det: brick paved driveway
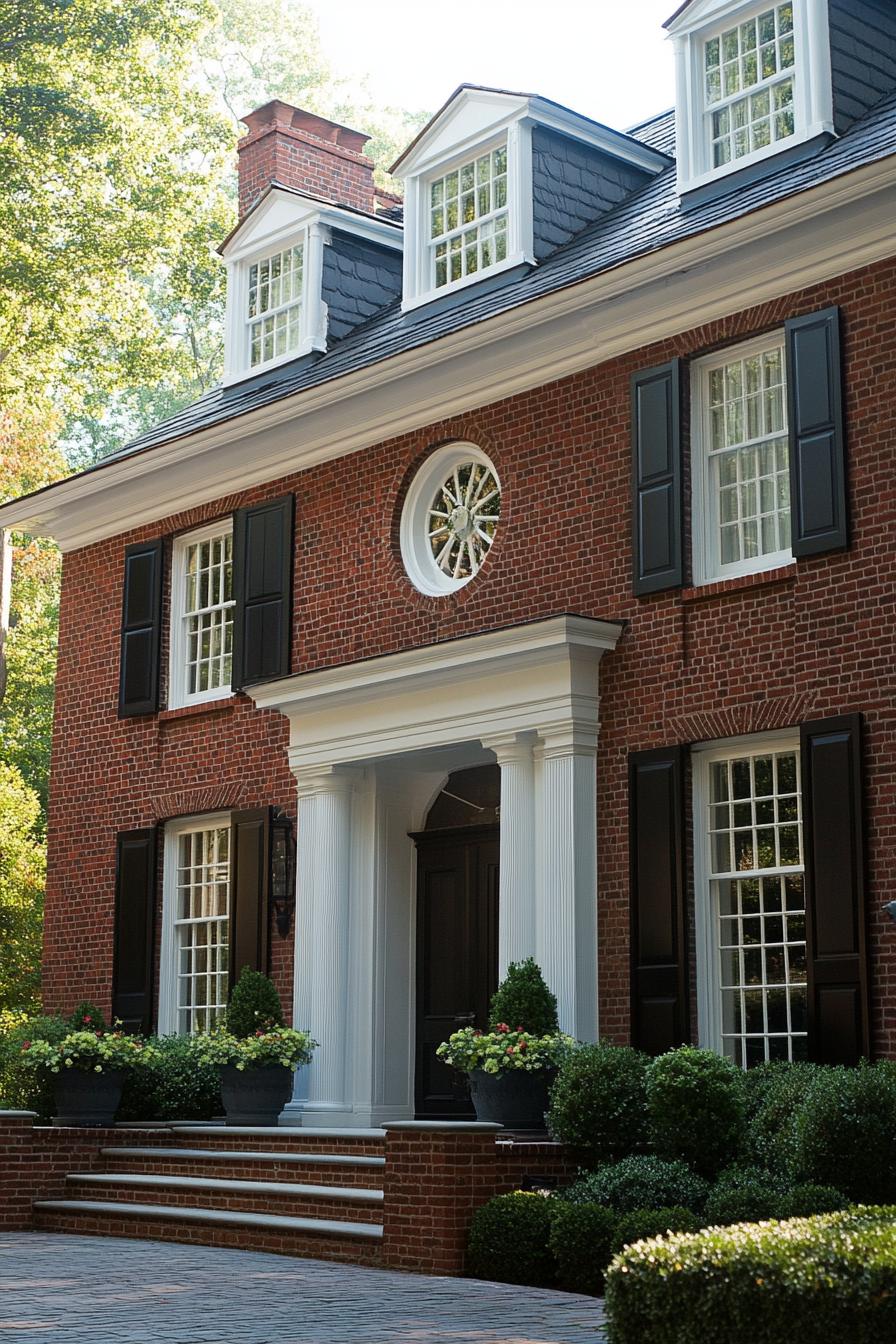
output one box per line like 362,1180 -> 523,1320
0,1233 -> 607,1343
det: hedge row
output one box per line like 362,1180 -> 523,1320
604,1207 -> 896,1344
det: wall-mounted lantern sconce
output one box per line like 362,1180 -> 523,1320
883,900 -> 896,924
271,809 -> 296,938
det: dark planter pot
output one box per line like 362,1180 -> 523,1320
52,1068 -> 125,1127
468,1067 -> 556,1130
219,1063 -> 294,1126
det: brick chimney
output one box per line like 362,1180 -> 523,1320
237,101 -> 378,217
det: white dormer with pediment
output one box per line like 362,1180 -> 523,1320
666,0 -> 835,198
220,188 -> 403,385
392,85 -> 670,312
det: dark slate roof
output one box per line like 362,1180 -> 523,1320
101,93 -> 896,467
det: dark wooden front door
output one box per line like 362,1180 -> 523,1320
415,826 -> 499,1118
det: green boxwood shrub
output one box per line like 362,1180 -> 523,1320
704,1165 -> 785,1226
778,1183 -> 849,1219
745,1060 -> 817,1176
561,1155 -> 709,1215
549,1201 -> 617,1296
612,1206 -> 700,1253
0,1014 -> 68,1118
791,1063 -> 896,1204
467,1192 -> 556,1287
488,958 -> 558,1035
117,1034 -> 221,1121
226,967 -> 284,1037
646,1046 -> 746,1178
67,1001 -> 108,1032
546,1044 -> 649,1163
605,1207 -> 896,1344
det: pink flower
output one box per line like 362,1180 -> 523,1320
506,1046 -> 515,1055
497,1022 -> 509,1033
21,1042 -> 30,1050
516,1025 -> 524,1033
83,1015 -> 92,1024
519,1040 -> 527,1052
473,1030 -> 482,1037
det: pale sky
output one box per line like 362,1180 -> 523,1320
303,0 -> 678,132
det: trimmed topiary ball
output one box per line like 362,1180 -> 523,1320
778,1183 -> 849,1219
467,1192 -> 556,1287
612,1206 -> 700,1254
704,1165 -> 785,1225
226,967 -> 285,1038
791,1062 -> 896,1204
549,1201 -> 618,1296
561,1155 -> 709,1216
646,1046 -> 747,1178
547,1044 -> 649,1163
488,958 -> 558,1035
744,1060 -> 818,1177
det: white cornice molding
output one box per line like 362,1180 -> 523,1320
2,156 -> 894,550
252,615 -> 623,771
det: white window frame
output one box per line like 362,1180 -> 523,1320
222,222 -> 328,384
399,441 -> 501,596
668,0 -> 834,196
401,121 -> 534,311
158,812 -> 231,1036
691,330 -> 795,586
168,518 -> 235,710
693,731 -> 807,1066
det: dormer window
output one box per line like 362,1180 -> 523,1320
429,143 -> 508,290
248,241 -> 305,367
705,5 -> 795,167
667,0 -> 834,199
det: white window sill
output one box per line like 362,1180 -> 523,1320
222,336 -> 324,387
401,250 -> 533,313
678,119 -> 834,197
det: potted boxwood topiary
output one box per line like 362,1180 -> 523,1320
19,1013 -> 158,1126
436,959 -> 572,1129
189,967 -> 317,1126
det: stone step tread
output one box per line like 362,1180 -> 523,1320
33,1200 -> 383,1241
101,1145 -> 385,1169
168,1125 -> 386,1140
68,1172 -> 383,1202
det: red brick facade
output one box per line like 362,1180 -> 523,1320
44,254 -> 896,1055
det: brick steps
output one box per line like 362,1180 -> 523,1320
33,1200 -> 383,1265
65,1172 -> 383,1222
101,1145 -> 385,1189
32,1127 -> 388,1263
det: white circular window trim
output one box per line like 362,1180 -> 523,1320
400,442 -> 502,597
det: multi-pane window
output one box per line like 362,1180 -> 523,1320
248,243 -> 304,367
705,4 -> 796,167
174,825 -> 230,1034
179,528 -> 234,700
702,339 -> 790,575
705,745 -> 807,1067
429,144 -> 508,290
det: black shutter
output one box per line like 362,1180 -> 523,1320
786,306 -> 847,557
229,808 -> 271,985
631,359 -> 683,595
232,495 -> 294,689
112,829 -> 157,1033
801,715 -> 869,1064
118,540 -> 163,717
629,746 -> 689,1054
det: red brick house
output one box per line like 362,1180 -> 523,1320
3,0 -> 896,1132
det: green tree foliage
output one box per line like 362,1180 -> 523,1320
0,761 -> 45,1013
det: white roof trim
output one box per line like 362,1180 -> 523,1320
221,186 -> 403,260
1,157 -> 893,552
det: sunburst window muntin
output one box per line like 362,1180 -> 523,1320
401,443 -> 502,596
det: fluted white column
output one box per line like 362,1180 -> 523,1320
282,765 -> 357,1124
483,732 -> 538,976
534,724 -> 599,1042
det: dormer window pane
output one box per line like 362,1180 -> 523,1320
705,4 -> 796,168
429,143 -> 509,290
247,242 -> 304,367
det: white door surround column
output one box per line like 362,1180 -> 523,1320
482,731 -> 537,978
252,615 -> 623,1127
282,764 -> 359,1126
535,723 -> 599,1042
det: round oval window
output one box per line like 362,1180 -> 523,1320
400,443 -> 501,596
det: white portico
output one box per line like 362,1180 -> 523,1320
250,614 -> 621,1127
